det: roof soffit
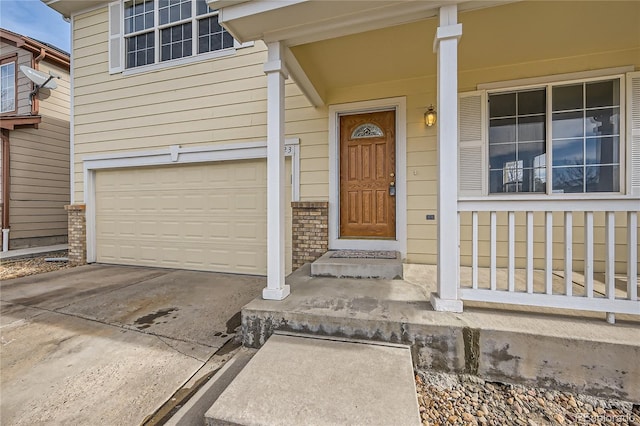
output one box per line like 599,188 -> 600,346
42,0 -> 108,18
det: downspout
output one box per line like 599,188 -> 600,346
1,129 -> 10,251
31,48 -> 46,115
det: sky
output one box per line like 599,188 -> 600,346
0,0 -> 70,52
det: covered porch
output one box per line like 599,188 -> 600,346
210,0 -> 640,321
241,263 -> 640,401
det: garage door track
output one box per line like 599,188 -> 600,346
0,264 -> 265,425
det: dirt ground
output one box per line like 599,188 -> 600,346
0,251 -> 73,281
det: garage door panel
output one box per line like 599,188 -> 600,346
208,195 -> 231,210
96,158 -> 292,275
99,240 -> 269,273
235,221 -> 263,240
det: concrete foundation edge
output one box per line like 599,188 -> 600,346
242,310 -> 640,402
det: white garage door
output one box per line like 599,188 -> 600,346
95,158 -> 292,275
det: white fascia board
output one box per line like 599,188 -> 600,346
218,0 -> 308,43
44,0 -> 108,18
208,0 -> 250,8
219,0 -> 308,23
283,47 -> 324,107
263,1 -> 441,46
218,0 -> 518,48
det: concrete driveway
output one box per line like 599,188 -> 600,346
0,264 -> 265,425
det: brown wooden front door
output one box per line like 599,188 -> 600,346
339,110 -> 396,239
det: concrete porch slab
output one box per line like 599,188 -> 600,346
311,250 -> 403,279
205,333 -> 420,426
241,265 -> 640,402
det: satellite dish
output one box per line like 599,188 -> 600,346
20,65 -> 59,91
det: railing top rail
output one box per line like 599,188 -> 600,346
458,198 -> 640,212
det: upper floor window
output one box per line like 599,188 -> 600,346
122,0 -> 235,69
0,58 -> 16,114
486,77 -> 621,195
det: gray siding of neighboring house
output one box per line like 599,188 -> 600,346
0,40 -> 33,116
1,45 -> 71,248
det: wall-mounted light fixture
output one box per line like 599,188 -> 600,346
424,105 -> 437,127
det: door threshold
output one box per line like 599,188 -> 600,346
338,237 -> 396,241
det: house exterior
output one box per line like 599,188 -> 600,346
45,0 -> 638,319
0,29 -> 71,250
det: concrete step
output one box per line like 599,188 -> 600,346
166,347 -> 257,426
240,265 -> 640,402
205,333 -> 420,426
310,250 -> 403,279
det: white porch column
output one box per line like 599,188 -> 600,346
430,5 -> 463,312
263,41 -> 290,300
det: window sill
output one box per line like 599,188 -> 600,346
121,42 -> 254,76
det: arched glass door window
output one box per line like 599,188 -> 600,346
351,123 -> 384,139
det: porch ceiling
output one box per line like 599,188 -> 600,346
289,18 -> 439,100
214,1 -> 528,46
287,1 -> 640,103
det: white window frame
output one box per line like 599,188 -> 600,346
468,68 -> 633,200
487,75 -> 625,196
113,0 -> 253,76
0,58 -> 17,115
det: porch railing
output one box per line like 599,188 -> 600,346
457,199 -> 639,322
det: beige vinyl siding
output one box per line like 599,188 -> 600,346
37,62 -> 70,121
0,40 -> 32,116
72,7 -> 316,205
72,2 -> 639,273
321,80 -> 439,265
9,58 -> 70,243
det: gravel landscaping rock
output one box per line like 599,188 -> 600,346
416,370 -> 639,425
0,251 -> 73,280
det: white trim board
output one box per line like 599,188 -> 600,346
83,139 -> 300,263
69,16 -> 75,204
328,97 -> 407,258
477,66 -> 634,91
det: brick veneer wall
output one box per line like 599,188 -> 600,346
291,201 -> 329,269
65,204 -> 86,265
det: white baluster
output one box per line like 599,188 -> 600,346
526,211 -> 534,294
508,211 -> 515,292
564,212 -> 573,297
490,211 -> 496,291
